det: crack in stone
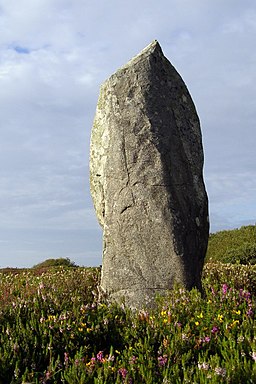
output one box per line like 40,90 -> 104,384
123,129 -> 135,206
120,205 -> 133,214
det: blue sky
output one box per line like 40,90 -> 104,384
0,0 -> 255,267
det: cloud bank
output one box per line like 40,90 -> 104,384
0,0 -> 255,267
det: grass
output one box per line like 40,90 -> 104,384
0,264 -> 255,383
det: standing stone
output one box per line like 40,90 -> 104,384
90,40 -> 209,309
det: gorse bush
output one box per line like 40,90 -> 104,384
224,243 -> 256,265
33,257 -> 77,269
0,264 -> 255,383
206,225 -> 256,264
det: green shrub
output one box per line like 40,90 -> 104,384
224,243 -> 256,265
33,257 -> 77,269
206,225 -> 256,264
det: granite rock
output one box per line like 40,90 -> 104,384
90,40 -> 209,309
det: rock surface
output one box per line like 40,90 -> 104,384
90,40 -> 209,309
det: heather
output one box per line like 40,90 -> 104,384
0,264 -> 255,383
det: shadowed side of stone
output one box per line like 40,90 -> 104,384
90,40 -> 209,309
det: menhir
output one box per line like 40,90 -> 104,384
90,40 -> 209,309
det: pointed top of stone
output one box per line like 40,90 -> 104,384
111,40 -> 164,77
133,39 -> 162,57
126,39 -> 163,63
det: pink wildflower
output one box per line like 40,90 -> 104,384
118,367 -> 128,379
222,284 -> 228,295
201,336 -> 211,343
239,289 -> 251,300
175,322 -> 182,327
96,351 -> 104,362
45,371 -> 51,379
158,355 -> 168,367
64,352 -> 69,366
247,305 -> 253,317
211,326 -> 219,334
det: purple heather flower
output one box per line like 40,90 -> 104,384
64,352 -> 69,366
211,326 -> 219,334
96,351 -> 104,362
118,367 -> 128,379
175,321 -> 182,328
45,371 -> 51,379
239,289 -> 251,300
75,359 -> 80,366
222,284 -> 228,295
158,355 -> 168,367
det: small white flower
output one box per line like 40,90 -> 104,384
198,362 -> 210,370
214,367 -> 226,377
251,351 -> 256,362
237,335 -> 245,343
182,333 -> 189,341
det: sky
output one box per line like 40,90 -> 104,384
0,0 -> 255,268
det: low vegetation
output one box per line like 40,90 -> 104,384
33,257 -> 78,269
206,225 -> 256,264
0,225 -> 255,383
0,262 -> 255,383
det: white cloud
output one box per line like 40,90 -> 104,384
0,0 -> 255,266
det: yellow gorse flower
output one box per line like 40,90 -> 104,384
80,322 -> 87,327
233,310 -> 241,315
230,320 -> 240,328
